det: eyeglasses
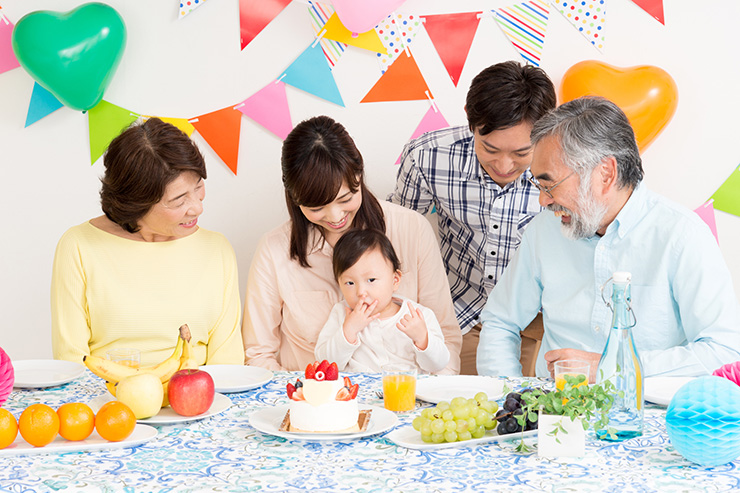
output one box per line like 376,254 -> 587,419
527,171 -> 575,198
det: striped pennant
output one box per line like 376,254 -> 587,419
307,1 -> 347,68
493,1 -> 549,67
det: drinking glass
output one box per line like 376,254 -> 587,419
382,364 -> 417,412
554,359 -> 590,390
106,348 -> 141,369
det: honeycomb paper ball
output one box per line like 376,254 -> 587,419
665,376 -> 740,466
713,361 -> 740,387
0,347 -> 13,406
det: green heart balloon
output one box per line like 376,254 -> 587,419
11,2 -> 126,111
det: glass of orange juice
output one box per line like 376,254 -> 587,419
106,348 -> 141,369
382,364 -> 417,412
554,359 -> 590,390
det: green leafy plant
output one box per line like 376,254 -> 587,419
513,374 -> 621,453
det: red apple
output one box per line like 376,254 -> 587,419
168,369 -> 215,416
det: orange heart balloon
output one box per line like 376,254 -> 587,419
559,60 -> 678,152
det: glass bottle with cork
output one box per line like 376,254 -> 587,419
596,271 -> 644,440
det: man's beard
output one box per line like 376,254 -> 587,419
548,177 -> 607,240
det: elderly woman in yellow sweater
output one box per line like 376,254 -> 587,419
51,118 -> 244,367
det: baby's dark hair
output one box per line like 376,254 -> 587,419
332,229 -> 401,280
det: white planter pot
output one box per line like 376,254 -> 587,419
537,414 -> 586,458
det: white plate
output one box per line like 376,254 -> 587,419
415,375 -> 505,404
249,404 -> 397,441
644,376 -> 696,406
387,424 -> 536,451
0,424 -> 157,457
198,365 -> 273,393
12,360 -> 86,389
89,392 -> 231,424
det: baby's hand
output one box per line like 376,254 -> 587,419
342,296 -> 379,344
396,301 -> 429,350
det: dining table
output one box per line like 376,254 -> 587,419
1,368 -> 738,492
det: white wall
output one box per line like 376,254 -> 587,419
2,0 -> 739,360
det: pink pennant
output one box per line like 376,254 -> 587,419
0,11 -> 20,74
236,80 -> 293,140
396,105 -> 449,164
694,199 -> 719,244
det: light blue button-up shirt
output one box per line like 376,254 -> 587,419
478,184 -> 740,378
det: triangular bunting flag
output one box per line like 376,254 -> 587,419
87,100 -> 139,165
711,164 -> 740,218
322,13 -> 387,54
494,1 -> 550,67
552,0 -> 606,52
239,0 -> 292,50
25,82 -> 64,127
143,116 -> 195,137
281,42 -> 344,107
190,107 -> 242,175
693,200 -> 719,244
179,0 -> 209,19
0,9 -> 20,74
376,13 -> 423,74
630,0 -> 664,25
362,49 -> 432,103
422,12 -> 482,87
308,1 -> 347,68
236,80 -> 292,140
396,105 -> 449,164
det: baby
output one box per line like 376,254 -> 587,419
315,229 -> 450,373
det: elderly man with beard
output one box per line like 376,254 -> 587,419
477,96 -> 740,380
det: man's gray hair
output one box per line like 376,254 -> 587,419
530,96 -> 644,189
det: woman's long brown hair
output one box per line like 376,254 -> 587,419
281,116 -> 385,267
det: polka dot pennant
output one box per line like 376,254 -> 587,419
179,0 -> 207,19
374,13 -> 423,74
552,0 -> 606,52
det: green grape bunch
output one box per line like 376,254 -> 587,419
412,392 -> 499,443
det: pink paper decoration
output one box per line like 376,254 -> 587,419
236,80 -> 293,140
713,361 -> 740,387
0,347 -> 14,406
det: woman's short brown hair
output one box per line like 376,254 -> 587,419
100,118 -> 207,233
281,115 -> 385,268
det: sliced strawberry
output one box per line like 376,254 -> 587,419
348,383 -> 359,399
316,360 -> 330,374
314,370 -> 325,381
336,387 -> 351,401
325,362 -> 339,381
292,387 -> 305,401
286,382 -> 296,399
343,376 -> 352,387
305,363 -> 316,380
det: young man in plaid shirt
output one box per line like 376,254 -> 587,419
388,61 -> 556,375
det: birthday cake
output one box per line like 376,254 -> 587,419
286,360 -> 360,433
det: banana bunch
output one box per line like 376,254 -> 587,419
84,324 -> 198,404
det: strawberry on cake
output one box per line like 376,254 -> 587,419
286,360 -> 360,433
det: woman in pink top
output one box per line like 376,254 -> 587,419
242,116 -> 461,373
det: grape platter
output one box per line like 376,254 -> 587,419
412,390 -> 544,444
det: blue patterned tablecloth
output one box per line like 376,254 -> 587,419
1,370 -> 738,492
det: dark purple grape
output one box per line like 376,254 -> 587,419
504,398 -> 520,412
497,421 -> 508,435
505,417 -> 520,433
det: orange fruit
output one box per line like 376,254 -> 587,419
0,408 -> 18,449
95,401 -> 136,442
57,403 -> 95,441
18,404 -> 60,447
